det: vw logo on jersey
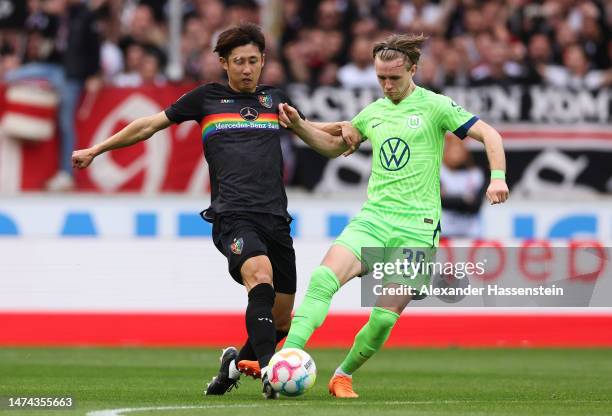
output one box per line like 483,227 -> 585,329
380,137 -> 410,171
240,107 -> 259,121
407,115 -> 421,129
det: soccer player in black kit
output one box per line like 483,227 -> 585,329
72,23 -> 360,399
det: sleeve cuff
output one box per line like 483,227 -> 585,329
452,116 -> 479,139
164,108 -> 179,124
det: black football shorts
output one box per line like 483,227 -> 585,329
211,211 -> 297,294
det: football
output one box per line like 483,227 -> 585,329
266,348 -> 317,396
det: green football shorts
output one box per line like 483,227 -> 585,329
334,211 -> 440,298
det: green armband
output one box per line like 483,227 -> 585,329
491,170 -> 506,180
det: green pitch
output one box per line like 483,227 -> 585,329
1,348 -> 611,416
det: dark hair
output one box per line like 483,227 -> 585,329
213,23 -> 265,59
373,34 -> 427,68
143,44 -> 166,68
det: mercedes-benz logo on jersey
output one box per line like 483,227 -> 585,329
240,107 -> 259,121
380,137 -> 410,171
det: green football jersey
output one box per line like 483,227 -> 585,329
351,86 -> 478,231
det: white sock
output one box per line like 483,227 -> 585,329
334,366 -> 352,378
228,359 -> 241,380
261,366 -> 268,379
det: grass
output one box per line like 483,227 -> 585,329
0,347 -> 611,415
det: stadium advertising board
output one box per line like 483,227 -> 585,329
0,197 -> 610,241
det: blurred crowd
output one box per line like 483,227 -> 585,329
1,0 -> 611,91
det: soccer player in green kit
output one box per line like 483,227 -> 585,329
249,33 -> 509,397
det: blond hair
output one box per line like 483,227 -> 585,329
373,34 -> 427,68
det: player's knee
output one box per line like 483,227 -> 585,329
240,255 -> 273,289
244,269 -> 273,289
251,271 -> 273,286
322,245 -> 362,282
369,307 -> 400,335
307,265 -> 340,300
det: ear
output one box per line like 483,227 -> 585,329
261,53 -> 265,68
220,56 -> 228,71
410,64 -> 417,76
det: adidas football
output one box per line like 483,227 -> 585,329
266,348 -> 316,396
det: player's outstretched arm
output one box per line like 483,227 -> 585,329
72,111 -> 172,169
279,103 -> 359,158
307,121 -> 344,136
465,119 -> 510,205
306,121 -> 361,155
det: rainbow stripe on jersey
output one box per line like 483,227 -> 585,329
201,113 -> 279,141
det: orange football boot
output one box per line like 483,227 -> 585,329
328,374 -> 359,398
237,360 -> 261,379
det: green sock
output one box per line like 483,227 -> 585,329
339,307 -> 400,374
283,265 -> 340,349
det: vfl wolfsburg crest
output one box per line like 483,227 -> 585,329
258,94 -> 273,108
407,115 -> 421,128
231,237 -> 243,255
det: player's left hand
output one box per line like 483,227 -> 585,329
340,122 -> 362,156
278,103 -> 302,129
486,179 -> 509,205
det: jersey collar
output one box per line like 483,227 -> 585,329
384,85 -> 421,106
219,82 -> 267,95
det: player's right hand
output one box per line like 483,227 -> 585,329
72,149 -> 95,169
